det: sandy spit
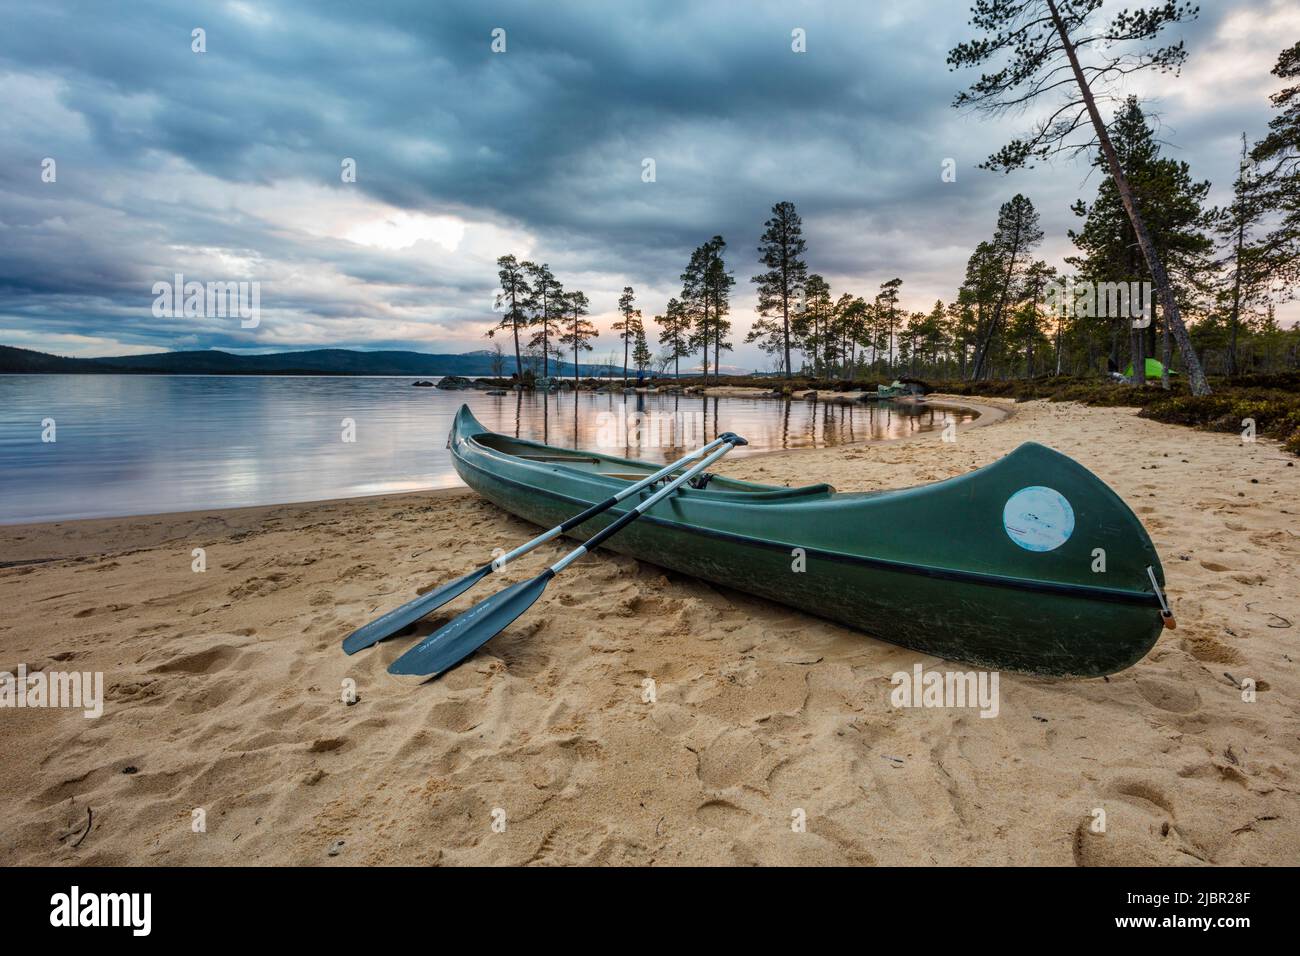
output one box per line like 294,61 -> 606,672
0,398 -> 1296,866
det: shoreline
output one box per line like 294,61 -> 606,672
0,395 -> 1007,549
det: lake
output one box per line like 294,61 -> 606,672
0,375 -> 975,524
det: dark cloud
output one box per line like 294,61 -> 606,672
0,0 -> 1294,361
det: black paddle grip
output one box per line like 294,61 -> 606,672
582,505 -> 643,552
559,496 -> 618,532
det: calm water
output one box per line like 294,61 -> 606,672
0,375 -> 974,524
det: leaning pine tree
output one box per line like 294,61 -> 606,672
948,0 -> 1212,395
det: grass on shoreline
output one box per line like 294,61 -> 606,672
688,372 -> 1300,455
928,373 -> 1300,455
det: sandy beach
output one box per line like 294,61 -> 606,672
1,397 -> 1297,866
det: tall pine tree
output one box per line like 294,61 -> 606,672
749,202 -> 808,376
612,287 -> 642,385
489,255 -> 531,378
559,291 -> 595,386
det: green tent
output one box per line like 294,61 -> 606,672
1124,358 -> 1175,378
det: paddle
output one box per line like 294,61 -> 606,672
387,432 -> 748,679
341,433 -> 739,655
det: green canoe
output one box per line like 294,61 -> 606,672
448,405 -> 1169,677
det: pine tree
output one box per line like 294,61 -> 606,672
704,238 -> 735,381
632,326 -> 652,376
524,262 -> 563,380
876,278 -> 903,371
970,195 -> 1043,381
1216,134 -> 1274,377
948,0 -> 1212,395
681,242 -> 711,382
1016,261 -> 1056,378
794,275 -> 834,374
612,287 -> 642,385
1250,42 -> 1300,293
1068,98 -> 1213,384
749,201 -> 809,376
559,291 -> 595,386
654,297 -> 691,379
489,255 -> 531,377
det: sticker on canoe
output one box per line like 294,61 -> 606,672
1003,486 -> 1075,552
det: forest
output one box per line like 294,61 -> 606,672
487,30 -> 1299,392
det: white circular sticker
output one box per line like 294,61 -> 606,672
1003,486 -> 1075,552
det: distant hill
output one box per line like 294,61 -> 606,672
0,345 -> 618,377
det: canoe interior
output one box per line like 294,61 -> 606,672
474,431 -> 837,498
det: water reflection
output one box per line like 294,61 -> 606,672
0,376 -> 974,524
508,389 -> 973,465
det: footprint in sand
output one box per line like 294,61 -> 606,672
695,729 -> 765,788
72,603 -> 132,618
1133,677 -> 1201,714
227,573 -> 295,599
1072,777 -> 1202,866
1180,633 -> 1244,665
149,643 -> 252,675
696,798 -> 751,829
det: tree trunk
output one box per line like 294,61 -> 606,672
512,320 -> 522,378
1228,213 -> 1244,378
1046,0 -> 1211,396
511,289 -> 523,377
1054,319 -> 1063,375
1161,301 -> 1172,389
781,238 -> 792,378
970,225 -> 1021,382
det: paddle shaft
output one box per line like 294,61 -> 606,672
550,437 -> 744,574
341,432 -> 742,655
384,433 -> 747,678
490,433 -> 737,571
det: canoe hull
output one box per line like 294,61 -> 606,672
449,406 -> 1166,677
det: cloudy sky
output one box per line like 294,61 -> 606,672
1,0 -> 1296,370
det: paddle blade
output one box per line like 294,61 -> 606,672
387,570 -> 554,678
342,563 -> 494,655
